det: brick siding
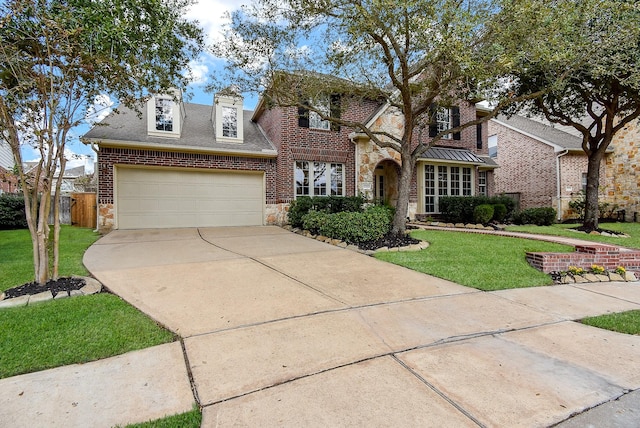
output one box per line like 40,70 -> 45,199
256,97 -> 381,203
97,147 -> 277,204
489,120 -> 611,217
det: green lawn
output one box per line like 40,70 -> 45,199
506,222 -> 640,250
581,310 -> 640,335
0,294 -> 175,378
123,405 -> 202,428
376,229 -> 573,291
0,226 -> 100,292
0,226 -> 175,379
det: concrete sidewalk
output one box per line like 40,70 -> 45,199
2,226 -> 640,427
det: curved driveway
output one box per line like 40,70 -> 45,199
83,226 -> 640,427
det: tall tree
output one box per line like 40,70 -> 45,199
0,0 -> 203,285
496,0 -> 640,231
213,0 -> 542,235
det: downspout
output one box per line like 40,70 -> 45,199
89,142 -> 100,232
555,149 -> 569,221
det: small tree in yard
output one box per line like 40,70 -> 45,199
0,0 -> 204,285
497,0 -> 640,232
212,0 -> 546,236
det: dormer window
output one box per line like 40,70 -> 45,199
214,90 -> 244,143
147,89 -> 184,138
155,98 -> 173,132
222,106 -> 238,138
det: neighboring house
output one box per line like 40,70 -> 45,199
83,86 -> 496,231
53,165 -> 91,195
488,114 -> 614,219
0,166 -> 19,194
0,141 -> 13,170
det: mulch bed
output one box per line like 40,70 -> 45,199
358,232 -> 421,251
2,277 -> 86,300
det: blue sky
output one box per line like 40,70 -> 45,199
22,0 -> 253,170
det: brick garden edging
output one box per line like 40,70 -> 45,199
526,244 -> 640,275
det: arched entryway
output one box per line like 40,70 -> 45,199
373,159 -> 400,206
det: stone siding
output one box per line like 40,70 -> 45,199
606,120 -> 640,221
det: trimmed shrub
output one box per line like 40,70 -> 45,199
512,207 -> 557,226
302,205 -> 393,244
440,195 -> 516,224
288,196 -> 365,228
492,203 -> 507,223
0,193 -> 27,230
473,204 -> 494,224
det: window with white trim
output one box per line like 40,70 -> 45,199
478,171 -> 487,196
295,161 -> 344,197
424,164 -> 473,213
155,98 -> 173,132
436,108 -> 451,135
309,97 -> 331,130
222,106 -> 238,138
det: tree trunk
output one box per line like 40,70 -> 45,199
390,150 -> 414,236
583,151 -> 604,232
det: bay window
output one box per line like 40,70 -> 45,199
423,164 -> 473,213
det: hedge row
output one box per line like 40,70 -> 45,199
0,193 -> 27,230
439,195 -> 516,224
288,196 -> 365,228
511,207 -> 557,226
302,205 -> 394,244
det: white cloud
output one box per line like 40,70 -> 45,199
187,57 -> 211,85
186,0 -> 247,45
85,94 -> 114,125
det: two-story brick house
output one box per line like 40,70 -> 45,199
84,85 -> 496,231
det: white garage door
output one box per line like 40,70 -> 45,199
116,167 -> 264,229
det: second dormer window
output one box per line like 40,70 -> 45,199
155,98 -> 173,132
222,106 -> 238,138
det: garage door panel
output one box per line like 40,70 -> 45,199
116,168 -> 264,229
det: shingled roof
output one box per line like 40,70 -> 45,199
82,103 -> 277,157
492,114 -> 585,151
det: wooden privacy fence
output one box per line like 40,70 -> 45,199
71,192 -> 96,228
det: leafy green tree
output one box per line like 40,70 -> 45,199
0,0 -> 203,284
496,0 -> 640,231
213,0 -> 546,236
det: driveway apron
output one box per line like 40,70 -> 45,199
73,227 -> 640,426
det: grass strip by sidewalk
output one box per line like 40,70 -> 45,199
506,223 -> 640,250
0,293 -> 175,379
376,229 -> 573,291
0,226 -> 175,379
581,310 -> 640,335
0,226 -> 100,292
122,405 -> 202,428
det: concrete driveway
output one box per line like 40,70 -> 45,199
42,227 -> 640,425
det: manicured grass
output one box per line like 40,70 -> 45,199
123,405 -> 202,428
506,222 -> 640,250
0,226 -> 175,379
375,230 -> 573,291
0,226 -> 100,292
581,310 -> 640,335
0,293 -> 175,379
